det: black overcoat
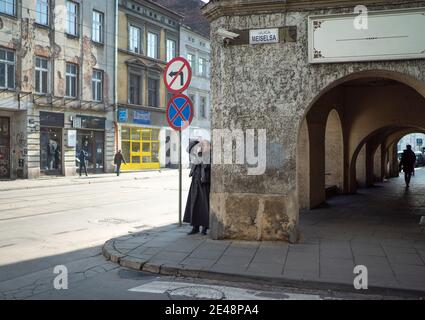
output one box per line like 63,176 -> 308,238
183,164 -> 210,228
399,150 -> 416,173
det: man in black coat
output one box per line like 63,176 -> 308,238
399,145 -> 416,188
78,149 -> 88,177
184,139 -> 211,235
114,150 -> 127,176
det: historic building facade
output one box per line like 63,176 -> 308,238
203,0 -> 425,242
0,0 -> 116,179
115,0 -> 182,170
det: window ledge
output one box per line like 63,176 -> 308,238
0,87 -> 16,92
34,23 -> 50,30
0,12 -> 17,20
91,41 -> 105,48
66,33 -> 80,40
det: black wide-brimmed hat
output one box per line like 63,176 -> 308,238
187,139 -> 200,153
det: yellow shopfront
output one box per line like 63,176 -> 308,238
121,126 -> 160,170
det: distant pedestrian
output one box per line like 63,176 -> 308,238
399,145 -> 416,188
114,150 -> 127,176
78,149 -> 88,177
184,139 -> 211,235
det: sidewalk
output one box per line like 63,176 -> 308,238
103,172 -> 425,297
0,169 -> 183,192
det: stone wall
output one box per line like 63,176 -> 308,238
206,0 -> 425,241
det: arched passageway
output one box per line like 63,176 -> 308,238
297,70 -> 425,210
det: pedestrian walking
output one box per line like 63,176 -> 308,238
399,144 -> 416,188
184,139 -> 211,235
78,149 -> 88,177
114,150 -> 127,176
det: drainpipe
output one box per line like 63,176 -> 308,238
113,0 -> 119,153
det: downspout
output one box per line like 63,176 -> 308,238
114,0 -> 119,153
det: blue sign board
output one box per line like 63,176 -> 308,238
133,110 -> 151,125
118,108 -> 127,122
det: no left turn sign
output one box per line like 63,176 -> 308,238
164,57 -> 192,94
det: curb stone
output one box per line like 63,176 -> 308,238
103,240 -> 425,299
142,263 -> 161,274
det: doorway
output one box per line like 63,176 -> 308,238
76,130 -> 105,173
40,127 -> 62,175
0,117 -> 10,179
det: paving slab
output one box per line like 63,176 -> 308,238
102,171 -> 425,296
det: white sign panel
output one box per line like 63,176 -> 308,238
72,117 -> 81,128
308,8 -> 425,63
249,28 -> 279,45
67,130 -> 77,148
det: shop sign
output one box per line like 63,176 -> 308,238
78,116 -> 106,130
40,112 -> 64,127
133,110 -> 151,125
67,130 -> 77,147
118,108 -> 128,122
72,117 -> 82,128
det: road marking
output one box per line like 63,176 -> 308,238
129,281 -> 329,300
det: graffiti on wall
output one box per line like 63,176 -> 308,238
15,132 -> 27,168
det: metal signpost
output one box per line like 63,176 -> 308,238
164,57 -> 193,227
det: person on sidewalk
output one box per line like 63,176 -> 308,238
184,139 -> 211,235
114,150 -> 127,176
399,144 -> 416,188
78,149 -> 88,177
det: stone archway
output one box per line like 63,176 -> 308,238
298,70 -> 425,210
204,0 -> 425,243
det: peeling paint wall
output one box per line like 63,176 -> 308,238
0,0 -> 117,178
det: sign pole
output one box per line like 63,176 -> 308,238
164,56 -> 193,229
179,130 -> 182,227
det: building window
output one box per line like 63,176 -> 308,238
200,96 -> 207,119
199,57 -> 207,77
65,63 -> 78,98
36,0 -> 49,25
147,32 -> 158,59
92,70 -> 103,102
189,94 -> 196,117
187,53 -> 195,70
148,78 -> 159,107
0,48 -> 15,89
0,0 -> 15,16
66,1 -> 79,36
92,10 -> 104,43
129,25 -> 141,53
129,73 -> 141,105
35,57 -> 49,94
166,39 -> 176,62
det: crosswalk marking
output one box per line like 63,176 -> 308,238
129,281 -> 330,300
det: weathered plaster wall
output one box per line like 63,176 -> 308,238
207,1 -> 425,241
0,0 -> 116,178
